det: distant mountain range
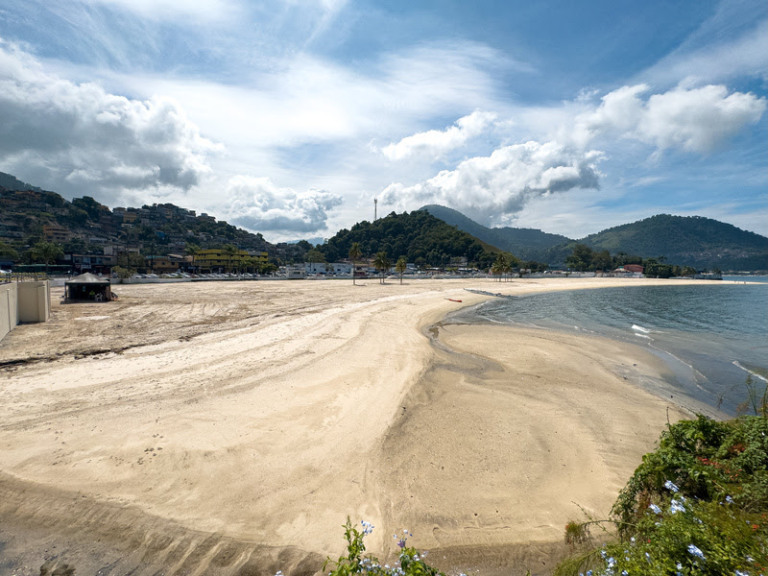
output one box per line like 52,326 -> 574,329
1,170 -> 765,272
422,205 -> 768,272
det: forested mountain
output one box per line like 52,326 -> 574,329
318,210 -> 502,268
421,204 -> 768,272
572,214 -> 768,271
421,204 -> 570,262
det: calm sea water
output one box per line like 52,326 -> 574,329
452,278 -> 768,416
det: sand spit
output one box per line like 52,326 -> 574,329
0,277 -> 707,575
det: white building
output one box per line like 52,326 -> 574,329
305,262 -> 352,276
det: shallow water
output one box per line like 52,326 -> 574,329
451,280 -> 768,416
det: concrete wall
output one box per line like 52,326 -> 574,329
0,280 -> 50,343
18,280 -> 50,323
0,282 -> 18,342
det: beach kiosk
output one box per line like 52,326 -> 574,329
65,273 -> 113,302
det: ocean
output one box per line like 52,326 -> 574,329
451,278 -> 768,417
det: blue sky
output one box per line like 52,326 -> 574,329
0,0 -> 766,241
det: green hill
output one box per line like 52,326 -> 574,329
318,210 -> 502,268
420,204 -> 768,272
574,214 -> 768,271
0,173 -> 311,265
421,204 -> 570,262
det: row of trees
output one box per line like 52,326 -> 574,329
565,243 -> 699,277
349,242 -> 408,285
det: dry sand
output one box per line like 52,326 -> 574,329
0,277 -> 707,575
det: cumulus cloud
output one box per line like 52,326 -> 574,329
380,141 -> 603,224
576,83 -> 766,153
225,175 -> 342,234
381,110 -> 497,161
380,82 -> 765,226
0,40 -> 220,203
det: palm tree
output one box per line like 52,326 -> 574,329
395,256 -> 407,285
185,242 -> 200,274
349,242 -> 362,285
222,244 -> 238,274
491,253 -> 507,282
30,241 -> 64,276
373,251 -> 390,284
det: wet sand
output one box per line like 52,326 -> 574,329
0,277 -> 703,575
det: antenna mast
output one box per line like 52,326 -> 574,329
374,198 -> 378,221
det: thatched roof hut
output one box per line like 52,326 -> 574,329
65,273 -> 113,302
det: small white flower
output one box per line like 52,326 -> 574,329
649,503 -> 662,514
670,499 -> 686,514
664,480 -> 679,493
687,544 -> 705,560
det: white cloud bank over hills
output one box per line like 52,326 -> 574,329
380,83 -> 765,226
225,176 -> 342,234
0,40 -> 220,205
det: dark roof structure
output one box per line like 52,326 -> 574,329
65,273 -> 112,302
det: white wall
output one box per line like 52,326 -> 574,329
0,280 -> 50,343
0,282 -> 18,342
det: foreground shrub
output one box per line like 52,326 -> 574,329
556,415 -> 768,576
324,519 -> 445,576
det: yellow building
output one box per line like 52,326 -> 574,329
194,249 -> 268,272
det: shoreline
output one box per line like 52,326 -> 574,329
0,277 -> 732,575
377,320 -> 695,574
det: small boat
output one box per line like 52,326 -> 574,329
447,298 -> 462,303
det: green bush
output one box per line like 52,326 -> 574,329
557,415 -> 768,576
323,519 -> 446,576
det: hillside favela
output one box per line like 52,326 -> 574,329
1,2 -> 767,576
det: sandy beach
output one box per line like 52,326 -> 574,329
0,277 -> 708,575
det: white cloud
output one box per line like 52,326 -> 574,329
0,40 -> 220,204
81,0 -> 242,23
577,83 -> 767,153
643,15 -> 768,87
225,175 -> 342,234
381,110 -> 497,161
380,141 -> 603,224
378,82 -> 766,227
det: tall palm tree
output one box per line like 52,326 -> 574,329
349,242 -> 362,285
491,253 -> 507,282
222,244 -> 238,274
30,241 -> 64,276
373,251 -> 390,284
185,242 -> 200,274
395,256 -> 407,285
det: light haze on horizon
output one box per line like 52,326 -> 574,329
0,0 -> 766,242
